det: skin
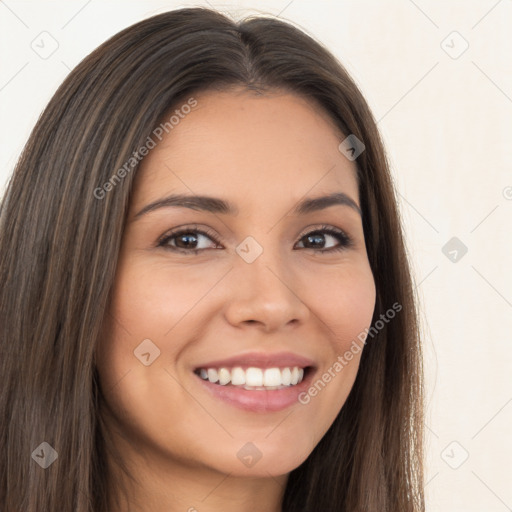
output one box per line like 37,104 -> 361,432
95,87 -> 376,512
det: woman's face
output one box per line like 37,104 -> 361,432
96,88 -> 376,482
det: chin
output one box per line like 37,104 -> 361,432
211,443 -> 312,478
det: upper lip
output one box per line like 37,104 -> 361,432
194,351 -> 316,370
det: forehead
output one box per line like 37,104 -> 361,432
132,89 -> 359,211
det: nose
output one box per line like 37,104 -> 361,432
223,247 -> 310,332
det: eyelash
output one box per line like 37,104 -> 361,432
156,224 -> 354,255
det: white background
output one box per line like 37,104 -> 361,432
1,1 -> 511,510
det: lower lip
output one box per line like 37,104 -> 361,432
193,368 -> 316,413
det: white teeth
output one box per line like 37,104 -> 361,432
246,368 -> 263,387
281,367 -> 292,385
196,366 -> 307,388
263,368 -> 281,387
231,367 -> 246,386
207,368 -> 218,383
218,368 -> 231,385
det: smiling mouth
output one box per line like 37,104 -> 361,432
193,365 -> 313,391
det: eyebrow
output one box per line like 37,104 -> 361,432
133,192 -> 362,219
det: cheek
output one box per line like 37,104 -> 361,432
307,262 -> 376,346
95,259 -> 222,393
94,261 -> 201,445
295,262 -> 376,428
108,259 -> 213,337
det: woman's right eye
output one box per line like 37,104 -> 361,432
157,227 -> 221,254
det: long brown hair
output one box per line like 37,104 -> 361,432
0,7 -> 424,511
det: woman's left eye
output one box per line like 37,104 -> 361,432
157,224 -> 353,254
295,226 -> 353,253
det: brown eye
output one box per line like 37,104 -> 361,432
157,226 -> 221,254
295,226 -> 353,253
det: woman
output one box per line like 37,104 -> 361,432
0,7 -> 424,511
